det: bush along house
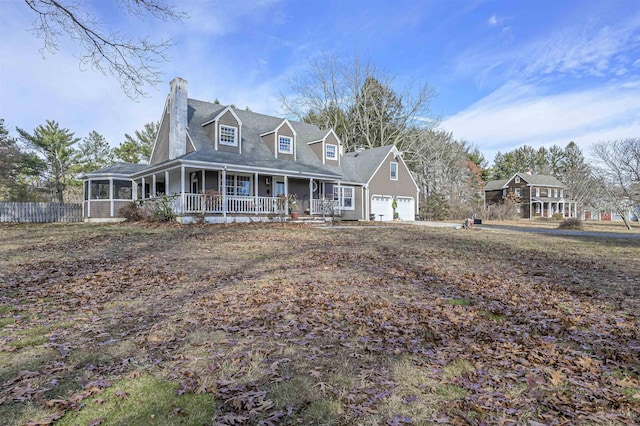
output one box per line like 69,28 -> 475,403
82,78 -> 419,223
484,171 -> 578,219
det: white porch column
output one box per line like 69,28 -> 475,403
255,172 -> 259,215
87,179 -> 92,217
141,177 -> 146,199
284,175 -> 289,213
180,166 -> 186,214
152,174 -> 157,197
309,179 -> 314,214
201,170 -> 206,193
164,170 -> 169,195
222,168 -> 227,220
109,177 -> 114,217
132,179 -> 138,200
82,180 -> 86,219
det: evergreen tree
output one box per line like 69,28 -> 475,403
16,120 -> 79,203
114,121 -> 158,164
74,131 -> 116,174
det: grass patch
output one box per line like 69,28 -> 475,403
479,310 -> 506,321
300,399 -> 343,425
270,376 -> 320,408
8,325 -> 51,349
443,359 -> 475,378
620,387 -> 640,403
10,334 -> 49,349
0,347 -> 58,382
56,374 -> 216,426
0,305 -> 12,315
448,298 -> 471,306
435,383 -> 468,399
0,317 -> 15,328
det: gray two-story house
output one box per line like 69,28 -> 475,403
82,78 -> 419,223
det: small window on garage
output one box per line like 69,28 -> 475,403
390,162 -> 398,180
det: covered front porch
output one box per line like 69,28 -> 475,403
133,165 -> 341,223
530,197 -> 578,219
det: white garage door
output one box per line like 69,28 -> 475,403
396,197 -> 415,221
371,195 -> 393,221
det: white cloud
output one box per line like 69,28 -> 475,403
443,80 -> 640,162
456,12 -> 640,83
182,0 -> 282,35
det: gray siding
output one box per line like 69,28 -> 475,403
262,133 -> 275,156
203,122 -> 215,145
326,183 -> 363,221
218,110 -> 240,154
276,122 -> 294,161
368,154 -> 416,199
88,201 -> 111,218
309,141 -> 323,162
324,133 -> 340,166
150,108 -> 170,165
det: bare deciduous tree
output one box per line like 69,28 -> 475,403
281,52 -> 438,153
23,0 -> 185,98
592,138 -> 640,229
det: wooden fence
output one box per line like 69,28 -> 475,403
0,202 -> 82,223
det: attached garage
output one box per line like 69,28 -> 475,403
371,195 -> 393,221
395,196 -> 415,221
370,195 -> 415,221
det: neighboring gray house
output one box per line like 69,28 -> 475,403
484,172 -> 578,219
82,78 -> 419,223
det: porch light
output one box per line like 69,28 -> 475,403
265,177 -> 271,185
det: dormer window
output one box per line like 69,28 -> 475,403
220,125 -> 238,146
390,162 -> 398,180
326,144 -> 337,160
279,136 -> 293,154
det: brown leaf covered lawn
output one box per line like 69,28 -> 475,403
0,222 -> 639,425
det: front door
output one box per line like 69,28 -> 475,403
275,181 -> 285,197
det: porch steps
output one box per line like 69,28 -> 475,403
289,215 -> 328,224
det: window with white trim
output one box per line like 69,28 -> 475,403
535,187 -> 540,197
220,125 -> 238,146
514,188 -> 522,197
390,162 -> 398,180
515,176 -> 520,183
326,144 -> 337,160
333,186 -> 354,210
278,136 -> 293,154
224,174 -> 251,196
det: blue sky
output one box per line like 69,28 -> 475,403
1,0 -> 639,164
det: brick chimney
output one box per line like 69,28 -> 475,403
169,77 -> 188,160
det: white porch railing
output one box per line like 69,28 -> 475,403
182,194 -> 282,214
142,194 -> 340,216
311,199 -> 339,215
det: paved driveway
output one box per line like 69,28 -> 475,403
410,221 -> 640,240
